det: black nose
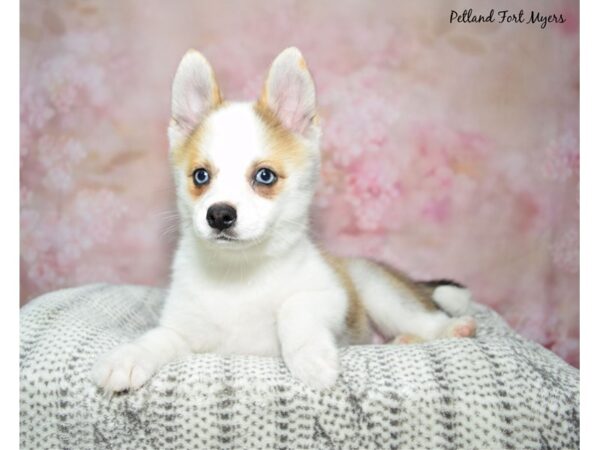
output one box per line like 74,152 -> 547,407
206,203 -> 237,231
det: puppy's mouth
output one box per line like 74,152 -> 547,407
212,231 -> 241,243
215,234 -> 237,242
207,230 -> 264,250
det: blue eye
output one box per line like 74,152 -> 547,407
255,168 -> 277,185
192,168 -> 210,186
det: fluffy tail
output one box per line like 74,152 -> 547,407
416,279 -> 473,317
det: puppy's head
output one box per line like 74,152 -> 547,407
168,48 -> 321,252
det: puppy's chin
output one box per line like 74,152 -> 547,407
193,228 -> 267,251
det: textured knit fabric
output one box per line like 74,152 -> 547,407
20,284 -> 579,449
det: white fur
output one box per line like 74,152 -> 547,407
432,285 -> 472,317
92,48 -> 476,393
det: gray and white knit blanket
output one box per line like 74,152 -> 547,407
20,284 -> 579,449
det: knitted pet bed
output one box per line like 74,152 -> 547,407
20,284 -> 579,449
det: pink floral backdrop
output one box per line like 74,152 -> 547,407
20,0 -> 579,366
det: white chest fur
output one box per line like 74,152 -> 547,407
160,233 -> 341,357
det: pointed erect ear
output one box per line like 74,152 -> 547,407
168,49 -> 222,148
258,47 -> 318,136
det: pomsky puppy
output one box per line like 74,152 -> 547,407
92,47 -> 476,392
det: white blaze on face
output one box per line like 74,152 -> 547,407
191,103 -> 276,241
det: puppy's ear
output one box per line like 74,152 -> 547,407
258,47 -> 317,136
168,50 -> 222,148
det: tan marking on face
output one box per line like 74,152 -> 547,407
171,124 -> 218,199
322,253 -> 370,343
252,101 -> 307,200
185,159 -> 217,199
375,262 -> 438,311
246,160 -> 286,200
254,102 -> 305,165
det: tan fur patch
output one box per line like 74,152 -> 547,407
322,253 -> 370,343
375,262 -> 438,311
252,101 -> 307,200
185,160 -> 217,199
246,160 -> 286,200
253,102 -> 306,166
171,124 -> 218,199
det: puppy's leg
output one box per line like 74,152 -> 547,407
277,291 -> 345,390
346,259 -> 476,343
92,326 -> 190,392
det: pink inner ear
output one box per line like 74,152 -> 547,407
177,94 -> 208,133
273,83 -> 303,132
174,81 -> 214,135
171,51 -> 221,143
269,71 -> 314,134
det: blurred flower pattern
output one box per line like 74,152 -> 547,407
20,0 -> 579,366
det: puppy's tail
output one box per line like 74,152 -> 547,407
416,279 -> 472,317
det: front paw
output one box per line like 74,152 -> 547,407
284,341 -> 339,390
91,343 -> 158,393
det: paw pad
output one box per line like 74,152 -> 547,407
448,316 -> 477,338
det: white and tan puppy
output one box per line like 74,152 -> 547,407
92,47 -> 476,392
